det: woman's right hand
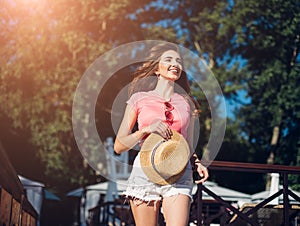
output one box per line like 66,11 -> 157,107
144,120 -> 173,140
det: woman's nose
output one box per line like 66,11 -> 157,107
171,60 -> 180,67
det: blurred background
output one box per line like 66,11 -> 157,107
0,0 -> 299,225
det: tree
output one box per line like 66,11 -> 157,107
187,0 -> 300,189
134,0 -> 300,191
0,0 -> 163,193
2,0 -> 299,195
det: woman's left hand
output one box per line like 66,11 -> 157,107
194,162 -> 209,184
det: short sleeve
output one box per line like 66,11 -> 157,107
126,92 -> 140,113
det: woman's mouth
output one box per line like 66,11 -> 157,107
169,67 -> 179,74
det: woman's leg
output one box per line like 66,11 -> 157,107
162,194 -> 191,226
130,199 -> 161,226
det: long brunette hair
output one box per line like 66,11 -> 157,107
129,43 -> 190,96
128,43 -> 200,112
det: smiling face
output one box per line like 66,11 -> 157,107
157,50 -> 183,81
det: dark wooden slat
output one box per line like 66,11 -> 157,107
205,160 -> 300,174
0,141 -> 24,201
0,188 -> 12,226
0,141 -> 38,225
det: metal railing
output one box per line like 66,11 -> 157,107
196,161 -> 300,226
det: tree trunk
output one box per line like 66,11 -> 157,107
265,126 -> 280,190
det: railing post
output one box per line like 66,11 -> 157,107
282,173 -> 289,226
197,183 -> 203,226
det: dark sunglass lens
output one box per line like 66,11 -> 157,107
165,111 -> 174,121
164,102 -> 174,110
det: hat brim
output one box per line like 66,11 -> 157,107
140,130 -> 190,185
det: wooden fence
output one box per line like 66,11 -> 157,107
0,142 -> 38,226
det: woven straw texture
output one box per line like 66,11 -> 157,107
140,130 -> 190,185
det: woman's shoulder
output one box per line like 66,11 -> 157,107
129,91 -> 156,99
127,91 -> 156,104
174,93 -> 195,111
174,93 -> 190,103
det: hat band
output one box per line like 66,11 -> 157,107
150,140 -> 166,177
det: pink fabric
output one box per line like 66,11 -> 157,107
127,91 -> 191,138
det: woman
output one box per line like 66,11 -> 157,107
114,43 -> 209,226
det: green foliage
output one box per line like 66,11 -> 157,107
0,0 -> 157,193
1,0 -> 299,195
146,0 -> 300,190
185,0 -> 300,162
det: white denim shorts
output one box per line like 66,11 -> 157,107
123,153 -> 194,202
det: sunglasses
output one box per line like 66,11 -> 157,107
164,102 -> 174,126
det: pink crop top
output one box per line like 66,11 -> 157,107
126,91 -> 191,139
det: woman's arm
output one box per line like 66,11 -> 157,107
187,112 -> 209,184
114,104 -> 174,154
114,105 -> 148,154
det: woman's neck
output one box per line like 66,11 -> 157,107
154,79 -> 175,101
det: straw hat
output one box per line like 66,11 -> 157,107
140,130 -> 190,185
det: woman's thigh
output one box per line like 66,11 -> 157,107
162,194 -> 191,226
130,199 -> 161,226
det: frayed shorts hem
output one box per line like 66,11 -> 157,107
123,184 -> 193,204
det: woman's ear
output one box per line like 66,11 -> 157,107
154,64 -> 160,77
